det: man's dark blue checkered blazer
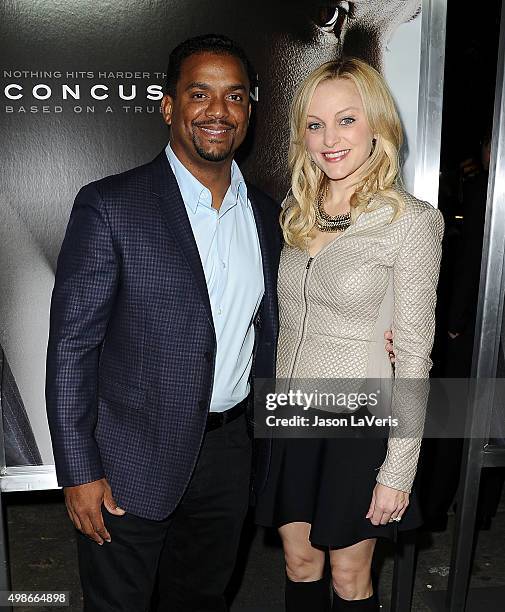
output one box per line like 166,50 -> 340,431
46,151 -> 281,520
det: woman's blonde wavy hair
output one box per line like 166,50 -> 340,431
281,57 -> 405,249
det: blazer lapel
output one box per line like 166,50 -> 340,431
248,187 -> 279,335
149,151 -> 214,330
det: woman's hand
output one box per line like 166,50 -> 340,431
365,482 -> 409,525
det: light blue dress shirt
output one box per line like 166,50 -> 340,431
166,144 -> 265,412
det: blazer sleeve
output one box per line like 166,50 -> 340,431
46,183 -> 119,487
376,207 -> 444,492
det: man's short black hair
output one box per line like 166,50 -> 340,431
165,33 -> 257,97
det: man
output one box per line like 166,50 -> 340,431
46,34 -> 281,611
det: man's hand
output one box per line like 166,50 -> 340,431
384,329 -> 395,363
365,482 -> 409,525
64,478 -> 125,545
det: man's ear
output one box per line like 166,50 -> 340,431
161,94 -> 174,126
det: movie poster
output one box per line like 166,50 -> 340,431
0,0 -> 423,469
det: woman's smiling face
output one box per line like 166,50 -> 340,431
304,77 -> 374,183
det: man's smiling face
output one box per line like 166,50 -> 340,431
162,52 -> 251,167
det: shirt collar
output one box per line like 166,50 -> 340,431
165,143 -> 249,214
231,163 -> 248,207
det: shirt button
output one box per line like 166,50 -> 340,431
217,306 -> 223,315
204,351 -> 212,363
222,262 -> 226,269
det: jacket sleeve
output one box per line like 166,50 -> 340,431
376,207 -> 444,492
46,183 -> 119,487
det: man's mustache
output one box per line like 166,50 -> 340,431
192,120 -> 235,129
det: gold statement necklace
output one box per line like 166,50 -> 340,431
314,185 -> 351,232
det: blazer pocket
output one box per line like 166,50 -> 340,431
98,378 -> 146,410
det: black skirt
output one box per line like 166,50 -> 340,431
255,416 -> 423,549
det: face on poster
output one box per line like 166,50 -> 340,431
0,0 -> 422,466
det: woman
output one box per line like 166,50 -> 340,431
255,58 -> 444,610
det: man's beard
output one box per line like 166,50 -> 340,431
192,133 -> 234,162
191,121 -> 235,162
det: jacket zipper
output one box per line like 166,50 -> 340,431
287,256 -> 313,379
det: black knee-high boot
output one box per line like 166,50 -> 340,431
285,576 -> 330,611
331,589 -> 380,610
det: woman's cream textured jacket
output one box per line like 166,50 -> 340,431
276,189 -> 444,493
